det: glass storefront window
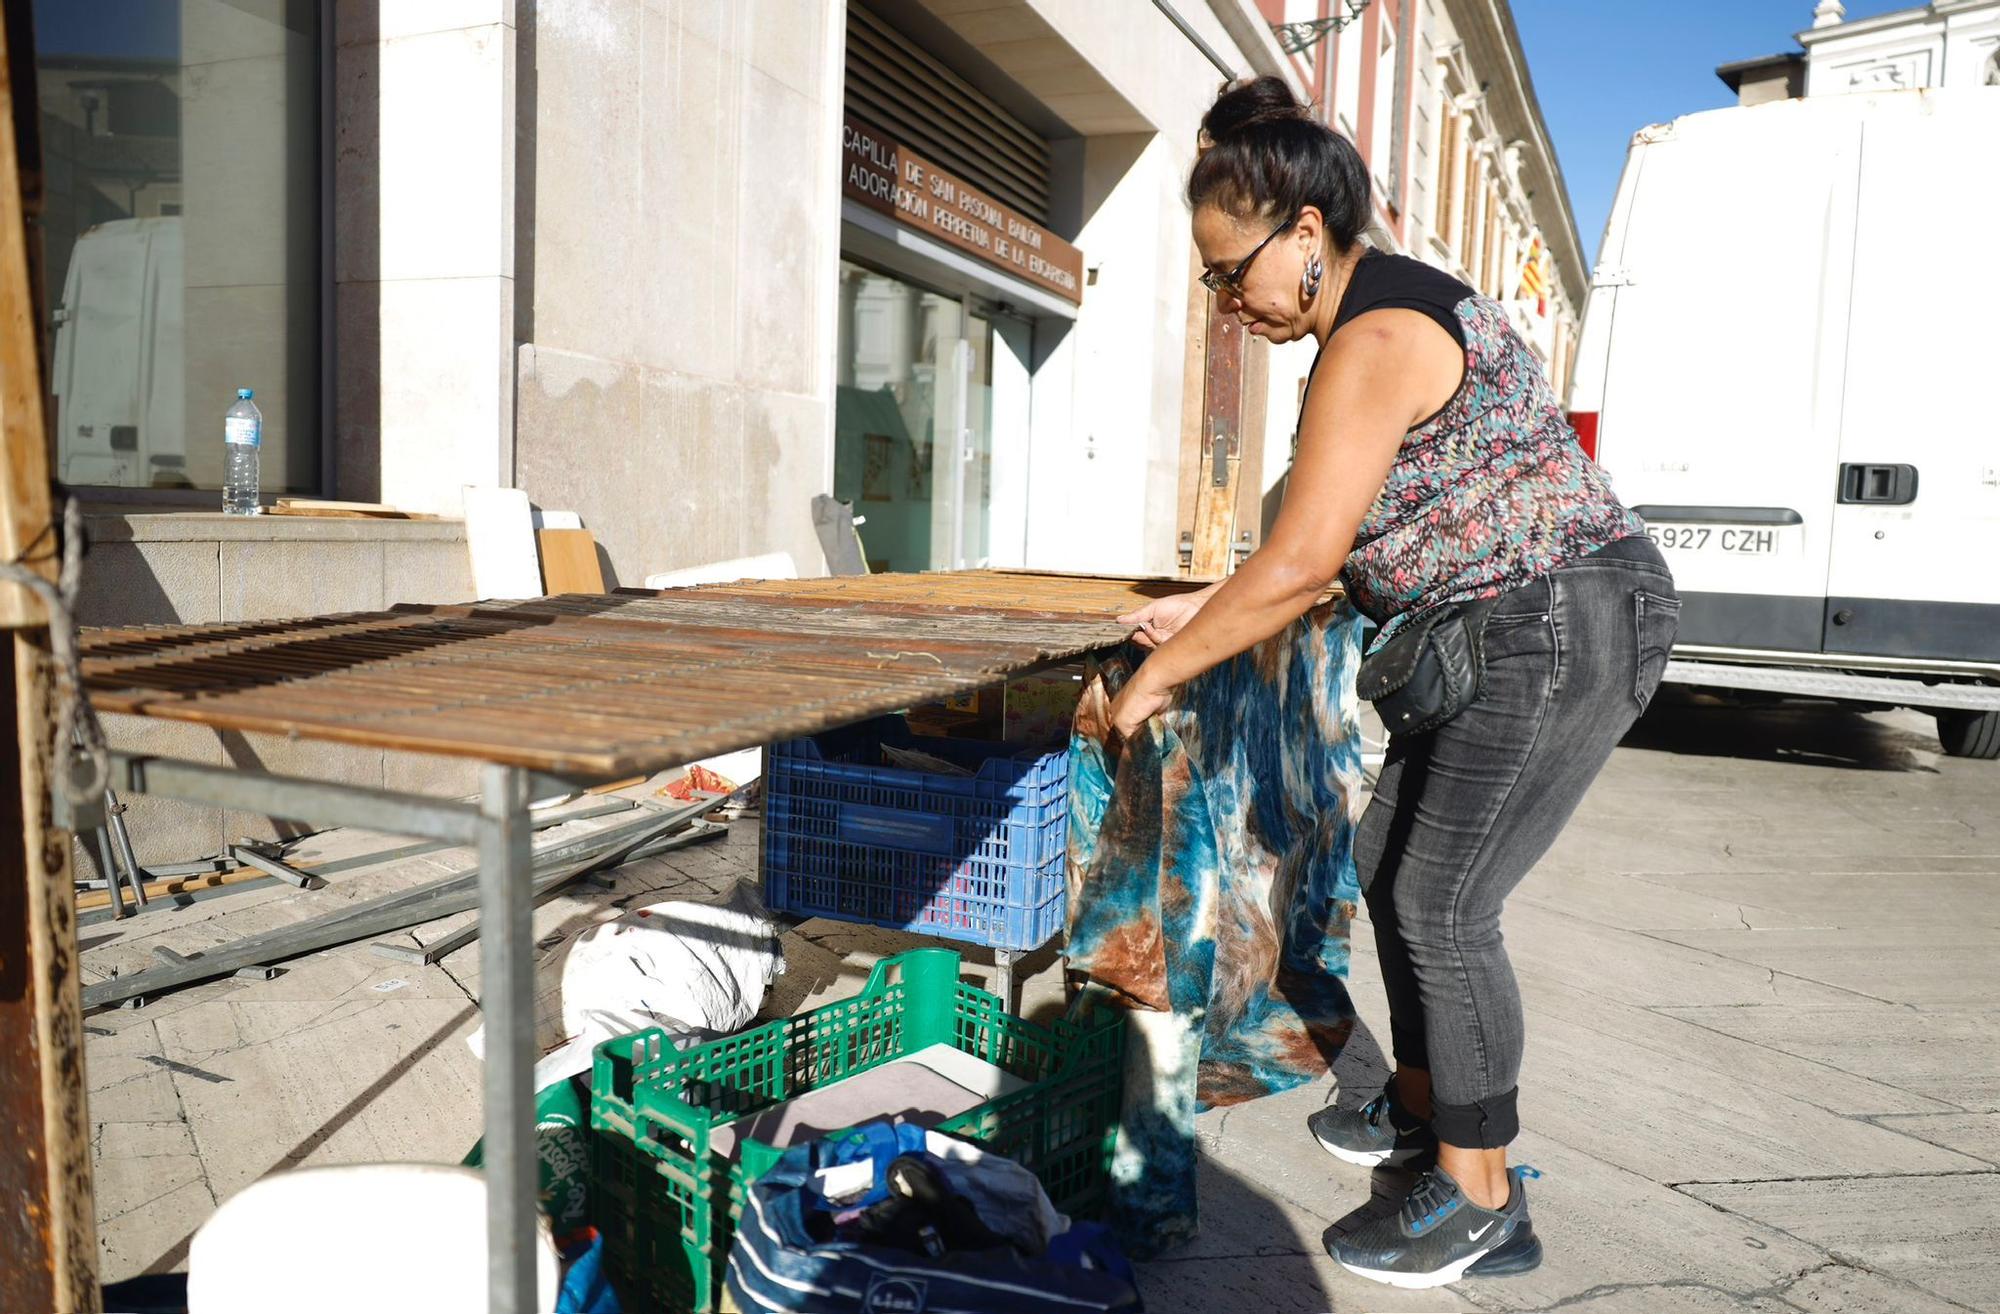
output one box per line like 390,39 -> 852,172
834,260 -> 996,573
33,0 -> 319,494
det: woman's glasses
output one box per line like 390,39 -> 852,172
1199,215 -> 1296,297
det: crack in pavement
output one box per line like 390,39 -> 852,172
436,955 -> 480,1006
172,998 -> 388,1066
1495,1252 -> 1986,1314
1669,1168 -> 1999,1188
1501,1258 -> 1844,1313
1862,1114 -> 2000,1169
1141,1245 -> 1314,1264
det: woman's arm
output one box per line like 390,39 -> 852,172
1108,310 -> 1463,735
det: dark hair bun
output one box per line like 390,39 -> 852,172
1188,75 -> 1371,252
1200,76 -> 1314,144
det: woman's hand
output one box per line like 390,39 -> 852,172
1118,588 -> 1213,650
1107,669 -> 1173,744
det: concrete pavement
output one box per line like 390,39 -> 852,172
80,692 -> 1999,1311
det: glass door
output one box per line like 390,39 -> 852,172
834,260 -> 996,572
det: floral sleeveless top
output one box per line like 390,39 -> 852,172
1326,251 -> 1645,648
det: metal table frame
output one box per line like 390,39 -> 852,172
106,749 -> 610,1314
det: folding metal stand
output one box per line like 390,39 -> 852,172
103,751 -> 596,1314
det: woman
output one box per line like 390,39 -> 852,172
1109,77 -> 1680,1289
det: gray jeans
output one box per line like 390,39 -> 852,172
1356,535 -> 1680,1148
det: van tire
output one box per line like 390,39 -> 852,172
1935,710 -> 2000,760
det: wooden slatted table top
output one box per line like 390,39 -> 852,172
80,570 -> 1206,777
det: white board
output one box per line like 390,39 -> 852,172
461,485 -> 542,601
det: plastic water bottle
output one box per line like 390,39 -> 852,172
223,388 -> 261,515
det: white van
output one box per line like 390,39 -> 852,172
50,216 -> 187,488
1568,88 -> 2000,758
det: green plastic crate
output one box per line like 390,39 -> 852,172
588,947 -> 1125,1314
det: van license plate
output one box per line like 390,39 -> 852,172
1644,524 -> 1792,556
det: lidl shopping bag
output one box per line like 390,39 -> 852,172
726,1123 -> 1142,1314
464,1074 -> 591,1237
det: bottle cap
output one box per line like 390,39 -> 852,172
237,388 -> 254,399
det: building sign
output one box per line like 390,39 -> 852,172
841,115 -> 1083,306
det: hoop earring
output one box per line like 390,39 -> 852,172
1302,254 -> 1324,300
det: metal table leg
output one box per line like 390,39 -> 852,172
478,765 -> 536,1314
995,947 -> 1016,1015
94,750 -> 627,1307
105,783 -> 149,906
94,829 -> 126,919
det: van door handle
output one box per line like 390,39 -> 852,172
1837,464 -> 1918,505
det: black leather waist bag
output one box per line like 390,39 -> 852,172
1354,597 -> 1503,737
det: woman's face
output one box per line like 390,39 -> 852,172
1192,204 -> 1315,343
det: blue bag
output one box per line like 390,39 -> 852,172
726,1123 -> 1143,1314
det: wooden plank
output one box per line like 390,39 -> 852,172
270,498 -> 441,520
536,527 -> 604,594
1190,297 -> 1246,578
1234,331 -> 1271,567
0,1 -> 101,1305
0,0 -> 48,628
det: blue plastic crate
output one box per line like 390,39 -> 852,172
762,716 -> 1068,951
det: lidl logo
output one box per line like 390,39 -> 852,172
862,1274 -> 928,1313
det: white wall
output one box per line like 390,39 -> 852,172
511,0 -> 842,585
333,3 -> 518,515
1024,133 -> 1189,575
331,0 -> 1307,580
1006,0 -> 1307,575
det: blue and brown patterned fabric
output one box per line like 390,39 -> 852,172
1065,604 -> 1367,1254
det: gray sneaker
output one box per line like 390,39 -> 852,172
1328,1164 -> 1543,1289
1307,1081 -> 1438,1168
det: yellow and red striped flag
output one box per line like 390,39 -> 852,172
1517,235 -> 1550,315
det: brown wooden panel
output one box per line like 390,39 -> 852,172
536,528 -> 605,594
0,2 -> 100,1306
1190,300 -> 1246,578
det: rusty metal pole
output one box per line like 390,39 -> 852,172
0,0 -> 102,1306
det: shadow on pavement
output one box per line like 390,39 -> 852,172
1137,1158 -> 1341,1314
1621,687 -> 1939,773
1132,1017 -> 1404,1312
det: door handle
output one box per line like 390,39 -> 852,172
1837,464 -> 1917,505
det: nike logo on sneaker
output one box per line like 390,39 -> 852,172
1467,1220 -> 1495,1242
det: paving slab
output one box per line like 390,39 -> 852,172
1428,1132 -> 1832,1313
1517,977 -> 1954,1118
1777,1259 -> 1983,1314
1471,900 -> 1873,1010
1864,1113 -> 2000,1167
1512,1005 -> 1985,1183
149,993 -> 484,1194
1511,865 -> 1833,933
1678,1172 -> 2000,1312
1652,1005 -> 2000,1113
96,1175 -> 217,1284
1137,1151 -> 1482,1314
1608,868 -> 2000,931
1648,926 -> 2000,1008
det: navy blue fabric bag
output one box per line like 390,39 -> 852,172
726,1124 -> 1142,1314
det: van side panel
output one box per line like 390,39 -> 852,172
1592,103 -> 1862,653
1564,133 -> 1651,415
1822,92 -> 2000,662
